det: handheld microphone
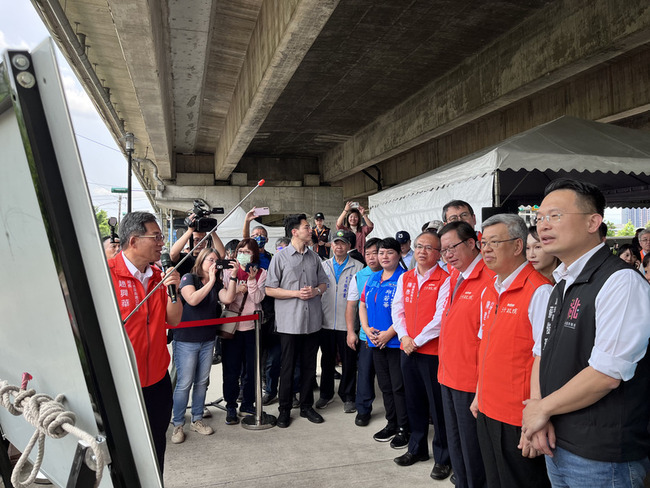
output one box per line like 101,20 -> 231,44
160,252 -> 177,303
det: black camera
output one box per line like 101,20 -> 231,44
184,199 -> 224,233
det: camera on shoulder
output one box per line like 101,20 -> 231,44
184,199 -> 224,232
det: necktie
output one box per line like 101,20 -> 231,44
451,275 -> 464,303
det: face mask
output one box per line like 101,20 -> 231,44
237,253 -> 252,266
254,235 -> 267,248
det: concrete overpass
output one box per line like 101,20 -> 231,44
31,0 -> 650,226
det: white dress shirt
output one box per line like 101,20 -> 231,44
536,243 -> 650,381
391,264 -> 451,347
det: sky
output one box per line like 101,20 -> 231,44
0,0 -> 153,220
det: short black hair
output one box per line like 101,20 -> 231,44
225,239 -> 240,252
284,213 -> 307,237
438,221 -> 477,243
543,178 -> 605,217
442,200 -> 474,222
364,237 -> 381,251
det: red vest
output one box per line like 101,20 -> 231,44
401,265 -> 449,355
108,253 -> 170,388
478,263 -> 550,426
438,259 -> 495,392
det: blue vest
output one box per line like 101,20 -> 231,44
364,267 -> 405,349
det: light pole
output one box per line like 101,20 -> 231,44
124,132 -> 135,213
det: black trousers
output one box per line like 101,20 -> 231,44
278,331 -> 319,412
401,351 -> 449,463
142,372 -> 172,474
319,328 -> 358,402
476,412 -> 550,488
372,347 -> 409,429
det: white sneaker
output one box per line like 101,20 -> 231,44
191,419 -> 214,435
171,424 -> 185,444
203,407 -> 212,418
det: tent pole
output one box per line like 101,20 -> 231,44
494,171 -> 500,207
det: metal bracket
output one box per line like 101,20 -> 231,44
361,165 -> 382,192
66,436 -> 110,488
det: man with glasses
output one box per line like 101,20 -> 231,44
638,228 -> 650,261
442,199 -> 481,244
471,213 -> 551,487
266,214 -> 328,428
522,179 -> 650,487
107,211 -> 182,474
391,232 -> 452,481
438,221 -> 495,488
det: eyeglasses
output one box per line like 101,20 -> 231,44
440,239 -> 468,256
534,212 -> 592,225
480,237 -> 519,249
446,212 -> 472,223
137,234 -> 165,242
414,244 -> 441,252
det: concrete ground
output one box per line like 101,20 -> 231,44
163,362 -> 454,488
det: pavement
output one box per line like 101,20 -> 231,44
162,361 -> 454,488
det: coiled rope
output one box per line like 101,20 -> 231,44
0,379 -> 105,488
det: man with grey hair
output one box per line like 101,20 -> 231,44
108,211 -> 182,473
639,228 -> 650,261
469,213 -> 551,487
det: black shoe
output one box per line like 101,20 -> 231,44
300,407 -> 324,424
315,397 -> 333,409
394,451 -> 429,466
450,472 -> 457,485
373,424 -> 397,442
225,407 -> 239,425
430,463 -> 452,480
212,354 -> 222,365
390,428 -> 410,449
276,410 -> 291,428
333,370 -> 341,380
262,392 -> 276,406
355,412 -> 371,426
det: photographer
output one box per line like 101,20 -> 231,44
170,213 -> 226,278
336,201 -> 374,254
220,238 -> 267,425
243,207 -> 274,269
102,235 -> 120,260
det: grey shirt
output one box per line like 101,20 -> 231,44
266,243 -> 328,334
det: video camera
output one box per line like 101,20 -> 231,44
184,199 -> 224,233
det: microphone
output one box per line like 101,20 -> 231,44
160,252 -> 177,303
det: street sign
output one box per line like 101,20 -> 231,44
111,187 -> 128,193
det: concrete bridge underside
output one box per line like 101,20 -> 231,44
31,0 -> 650,226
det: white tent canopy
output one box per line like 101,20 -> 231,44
369,116 -> 650,240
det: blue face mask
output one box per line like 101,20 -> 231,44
254,235 -> 267,248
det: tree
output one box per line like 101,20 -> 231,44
604,220 -> 616,237
616,220 -> 636,237
95,207 -> 111,237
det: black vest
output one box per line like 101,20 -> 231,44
540,246 -> 650,462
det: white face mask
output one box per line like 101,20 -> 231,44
237,253 -> 251,266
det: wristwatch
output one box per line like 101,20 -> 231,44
230,276 -> 237,281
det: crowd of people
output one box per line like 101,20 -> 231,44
106,178 -> 650,487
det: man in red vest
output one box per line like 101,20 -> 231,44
391,231 -> 451,481
470,213 -> 551,487
438,221 -> 495,488
108,211 -> 182,474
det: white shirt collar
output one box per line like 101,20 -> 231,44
122,253 -> 153,286
460,253 -> 483,280
552,243 -> 605,284
415,262 -> 438,280
494,260 -> 528,295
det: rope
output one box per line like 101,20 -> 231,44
0,380 -> 105,488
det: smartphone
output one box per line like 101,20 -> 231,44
349,202 -> 360,209
215,259 -> 236,270
254,207 -> 270,216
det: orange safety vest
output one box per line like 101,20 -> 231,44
401,265 -> 449,355
108,253 -> 171,388
438,259 -> 495,393
477,263 -> 550,426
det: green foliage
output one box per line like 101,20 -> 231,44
616,220 -> 636,237
604,220 -> 616,237
95,207 -> 111,237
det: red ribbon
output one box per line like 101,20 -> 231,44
168,313 -> 260,329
